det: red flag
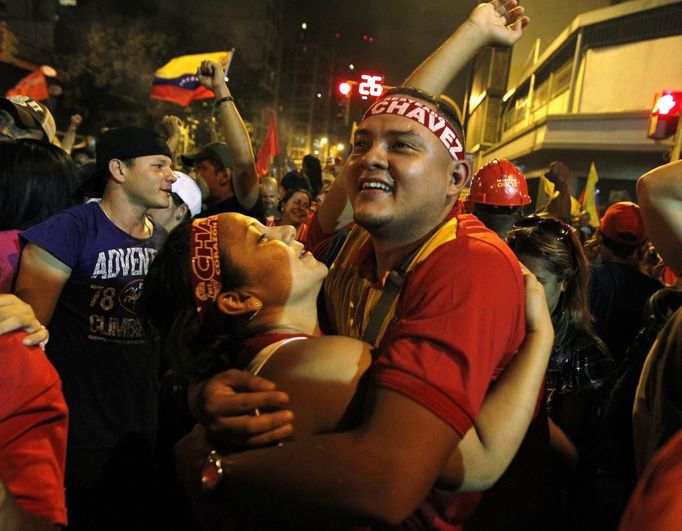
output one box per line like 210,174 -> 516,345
256,111 -> 279,176
6,70 -> 49,101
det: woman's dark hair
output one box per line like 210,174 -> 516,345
506,219 -> 601,351
0,139 -> 79,230
281,187 -> 312,207
302,154 -> 323,198
139,218 -> 247,381
280,170 -> 311,194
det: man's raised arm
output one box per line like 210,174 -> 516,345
196,60 -> 260,210
637,160 -> 682,275
405,0 -> 528,95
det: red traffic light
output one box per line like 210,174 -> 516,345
338,81 -> 352,96
648,90 -> 682,140
653,92 -> 680,116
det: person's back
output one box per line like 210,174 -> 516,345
589,202 -> 661,368
590,261 -> 661,361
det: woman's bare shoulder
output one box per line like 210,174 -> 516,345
257,335 -> 374,436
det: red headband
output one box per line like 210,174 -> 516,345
190,216 -> 223,322
361,96 -> 465,161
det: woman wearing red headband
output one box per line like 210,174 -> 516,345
139,211 -> 553,527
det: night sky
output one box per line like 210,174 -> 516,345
287,0 -> 478,102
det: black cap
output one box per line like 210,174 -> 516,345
181,141 -> 232,169
77,126 -> 171,199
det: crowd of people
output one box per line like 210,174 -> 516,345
1,1 -> 682,530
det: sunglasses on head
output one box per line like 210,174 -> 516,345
514,214 -> 572,241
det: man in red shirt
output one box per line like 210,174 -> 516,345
178,2 -> 541,528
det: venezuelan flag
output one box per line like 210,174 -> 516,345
150,50 -> 234,106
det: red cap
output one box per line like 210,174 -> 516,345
600,201 -> 646,246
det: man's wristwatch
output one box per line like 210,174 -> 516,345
201,449 -> 224,491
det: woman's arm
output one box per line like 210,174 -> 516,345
440,264 -> 554,490
316,164 -> 354,233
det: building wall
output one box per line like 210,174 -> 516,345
507,0 -> 616,89
578,34 -> 682,112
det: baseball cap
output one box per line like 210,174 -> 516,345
0,95 -> 56,142
77,126 -> 172,198
181,142 -> 232,169
600,201 -> 646,246
172,171 -> 202,217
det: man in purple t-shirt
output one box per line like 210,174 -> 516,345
15,126 -> 175,531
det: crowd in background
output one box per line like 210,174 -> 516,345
1,1 -> 682,530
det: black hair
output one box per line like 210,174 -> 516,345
600,233 -> 642,259
170,192 -> 193,221
138,219 -> 247,381
280,170 -> 311,194
0,139 -> 79,231
302,154 -> 323,198
383,86 -> 465,141
281,187 -> 312,205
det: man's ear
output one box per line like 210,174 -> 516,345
108,158 -> 127,184
219,168 -> 233,187
447,160 -> 471,198
215,291 -> 262,317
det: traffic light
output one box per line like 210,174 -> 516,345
337,81 -> 352,125
338,81 -> 352,97
648,90 -> 682,140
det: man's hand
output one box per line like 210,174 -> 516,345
544,161 -> 571,189
466,1 -> 529,48
161,115 -> 183,140
0,295 -> 48,347
196,60 -> 228,97
190,369 -> 294,447
68,114 -> 82,129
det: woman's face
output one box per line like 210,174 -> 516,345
517,253 -> 565,314
281,191 -> 310,227
218,213 -> 326,306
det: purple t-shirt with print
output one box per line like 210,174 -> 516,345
21,202 -> 167,450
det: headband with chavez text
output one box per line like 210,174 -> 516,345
361,96 -> 465,161
190,216 -> 223,323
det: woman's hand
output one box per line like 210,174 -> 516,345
519,263 -> 554,339
0,295 -> 48,347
